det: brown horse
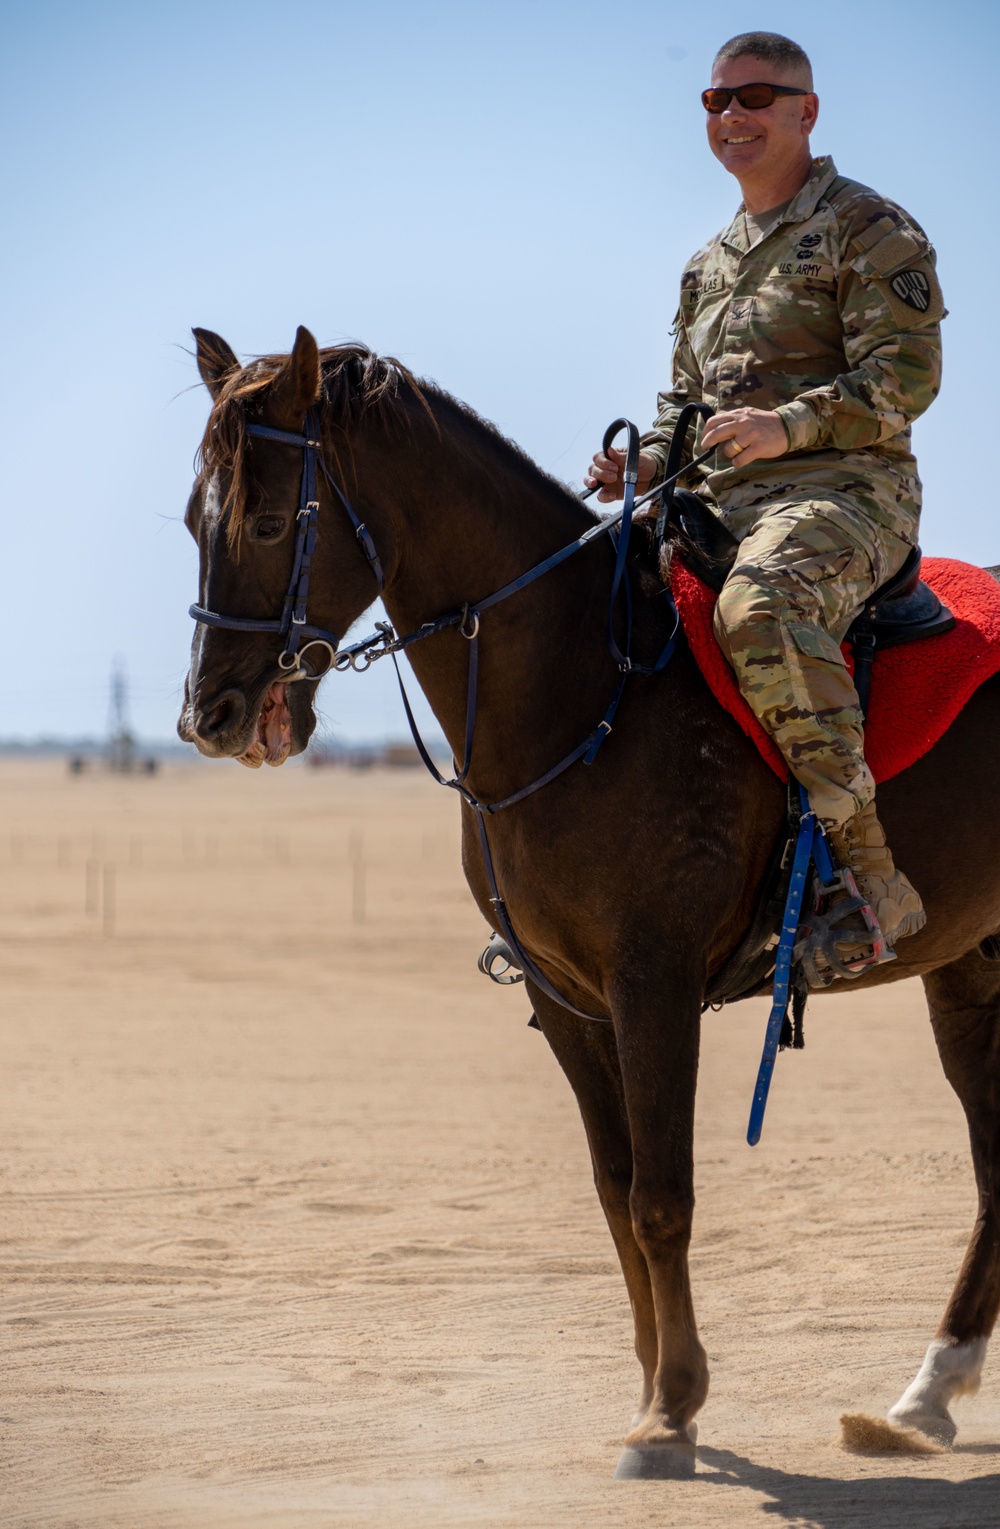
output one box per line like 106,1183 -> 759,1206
179,325 -> 1000,1470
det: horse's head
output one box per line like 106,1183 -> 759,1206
178,326 -> 385,767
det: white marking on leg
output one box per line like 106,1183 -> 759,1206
887,1337 -> 988,1445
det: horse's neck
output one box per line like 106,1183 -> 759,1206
354,415 -> 617,793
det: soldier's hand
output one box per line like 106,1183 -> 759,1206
584,447 -> 658,504
700,408 -> 789,465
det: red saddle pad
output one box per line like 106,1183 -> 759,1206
671,556 -> 1000,783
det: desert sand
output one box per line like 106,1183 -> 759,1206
2,757 -> 999,1528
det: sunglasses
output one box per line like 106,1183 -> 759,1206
702,83 -> 808,113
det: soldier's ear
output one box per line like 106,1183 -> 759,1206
801,93 -> 819,135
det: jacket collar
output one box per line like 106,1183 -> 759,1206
721,156 -> 840,254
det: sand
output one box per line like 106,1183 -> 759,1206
3,757 -> 999,1528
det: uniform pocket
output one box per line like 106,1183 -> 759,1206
786,622 -> 845,665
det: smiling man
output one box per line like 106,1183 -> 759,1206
586,30 -> 945,960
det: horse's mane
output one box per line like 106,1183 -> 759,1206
198,341 -> 596,549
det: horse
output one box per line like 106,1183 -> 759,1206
178,324 -> 1000,1469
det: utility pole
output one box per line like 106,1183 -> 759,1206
106,660 -> 137,774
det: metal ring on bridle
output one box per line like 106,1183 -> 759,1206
459,605 -> 480,640
278,639 -> 337,679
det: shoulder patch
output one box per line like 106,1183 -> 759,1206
889,270 -> 932,312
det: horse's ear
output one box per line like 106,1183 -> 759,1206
268,326 -> 321,425
193,328 -> 240,399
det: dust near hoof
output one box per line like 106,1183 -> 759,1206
839,1412 -> 943,1455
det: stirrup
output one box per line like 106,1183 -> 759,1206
478,932 -> 524,985
793,867 -> 895,988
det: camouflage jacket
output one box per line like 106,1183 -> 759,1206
640,156 -> 945,541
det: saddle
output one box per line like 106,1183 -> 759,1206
668,488 -> 956,711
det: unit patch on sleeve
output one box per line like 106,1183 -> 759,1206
889,270 -> 931,312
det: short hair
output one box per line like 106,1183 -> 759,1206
713,32 -> 813,89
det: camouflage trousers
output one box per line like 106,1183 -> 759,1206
712,493 -> 913,828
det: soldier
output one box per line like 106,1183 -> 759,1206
585,30 -> 944,958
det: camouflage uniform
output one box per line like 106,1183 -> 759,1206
641,155 -> 945,825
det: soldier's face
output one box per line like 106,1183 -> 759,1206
707,56 -> 818,186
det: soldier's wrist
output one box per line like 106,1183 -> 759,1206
774,400 -> 820,454
638,442 -> 668,488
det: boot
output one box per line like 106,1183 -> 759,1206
825,801 -> 926,949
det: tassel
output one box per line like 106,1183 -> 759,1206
791,982 -> 808,1050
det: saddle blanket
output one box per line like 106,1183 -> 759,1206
671,556 -> 1000,784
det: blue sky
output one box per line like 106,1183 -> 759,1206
2,0 -> 996,743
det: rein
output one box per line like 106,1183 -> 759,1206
189,409 -> 709,1022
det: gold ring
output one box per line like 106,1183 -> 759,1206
731,440 -> 745,454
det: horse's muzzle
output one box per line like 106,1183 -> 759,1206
179,684 -> 249,756
179,681 -> 296,768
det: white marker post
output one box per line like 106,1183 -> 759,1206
350,829 -> 366,924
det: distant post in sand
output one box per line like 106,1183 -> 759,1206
350,829 -> 366,924
85,857 -> 100,917
102,863 -> 116,937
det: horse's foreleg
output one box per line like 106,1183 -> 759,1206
612,966 -> 707,1450
528,987 -> 657,1422
887,952 -> 1000,1444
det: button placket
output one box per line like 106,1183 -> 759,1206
719,251 -> 756,405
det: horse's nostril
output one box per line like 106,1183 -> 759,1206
197,689 -> 246,739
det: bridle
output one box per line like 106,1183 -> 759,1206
189,409 -> 385,682
188,403 -> 713,1020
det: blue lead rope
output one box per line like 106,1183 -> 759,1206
746,785 -> 826,1147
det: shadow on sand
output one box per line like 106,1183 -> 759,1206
687,1447 -> 1000,1527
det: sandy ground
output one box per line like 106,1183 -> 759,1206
2,757 -> 999,1529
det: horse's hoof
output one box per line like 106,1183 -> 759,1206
886,1402 -> 957,1447
614,1441 -> 697,1480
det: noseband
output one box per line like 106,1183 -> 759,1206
188,408 -> 384,681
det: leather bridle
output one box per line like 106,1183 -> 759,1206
189,409 -> 384,681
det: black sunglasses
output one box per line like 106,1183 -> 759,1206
702,83 -> 808,113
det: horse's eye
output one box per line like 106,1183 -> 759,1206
253,516 -> 286,541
